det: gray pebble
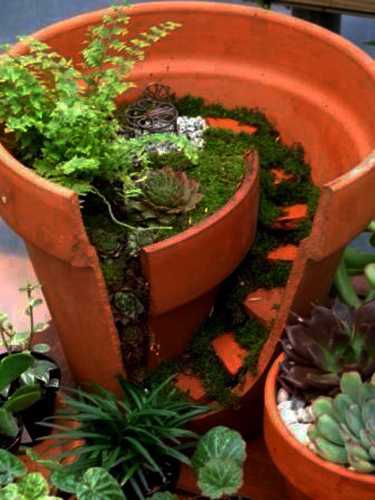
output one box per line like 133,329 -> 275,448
277,388 -> 289,403
288,423 -> 311,445
280,408 -> 298,425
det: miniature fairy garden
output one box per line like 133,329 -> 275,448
274,229 -> 375,473
0,4 -> 320,406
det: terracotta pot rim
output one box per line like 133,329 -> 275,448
142,158 -> 256,254
10,1 -> 375,74
265,353 -> 375,485
2,2 -> 374,213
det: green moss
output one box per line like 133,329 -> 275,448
235,319 -> 269,373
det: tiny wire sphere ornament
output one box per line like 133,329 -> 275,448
123,83 -> 178,136
142,83 -> 176,103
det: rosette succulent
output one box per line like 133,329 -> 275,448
308,371 -> 375,473
279,300 -> 375,397
127,167 -> 202,225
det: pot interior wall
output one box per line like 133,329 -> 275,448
33,2 -> 375,187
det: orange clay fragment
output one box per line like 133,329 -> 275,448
175,373 -> 206,401
267,244 -> 298,262
243,287 -> 284,326
206,117 -> 257,135
212,332 -> 248,376
271,168 -> 295,185
272,204 -> 308,229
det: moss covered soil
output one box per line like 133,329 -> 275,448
146,96 -> 320,404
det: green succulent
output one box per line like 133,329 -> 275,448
279,300 -> 375,397
126,167 -> 202,225
308,371 -> 375,473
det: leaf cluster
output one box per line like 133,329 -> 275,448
42,377 -> 208,499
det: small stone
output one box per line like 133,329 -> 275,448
297,406 -> 314,423
289,423 -> 311,445
277,400 -> 294,411
279,408 -> 298,425
292,398 -> 305,411
277,388 -> 289,403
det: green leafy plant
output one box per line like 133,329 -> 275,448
41,377 -> 208,499
0,3 -> 197,221
50,466 -> 126,500
278,300 -> 375,398
191,426 -> 247,499
149,493 -> 179,500
0,353 -> 41,438
309,371 -> 375,473
0,283 -> 58,391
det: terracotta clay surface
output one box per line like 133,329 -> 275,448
0,3 -> 374,408
206,117 -> 257,135
264,355 -> 375,500
244,288 -> 284,326
212,332 -> 248,376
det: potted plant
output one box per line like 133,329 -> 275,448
0,1 -> 260,393
0,283 -> 61,441
264,299 -> 375,499
33,377 -> 208,498
0,353 -> 41,452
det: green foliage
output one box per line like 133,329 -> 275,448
75,468 -> 125,500
279,300 -> 375,397
0,450 -> 60,499
45,377 -> 208,499
149,493 -> 179,500
0,5 -> 188,203
309,372 -> 375,473
192,426 -> 247,499
0,353 -> 34,392
0,450 -> 26,487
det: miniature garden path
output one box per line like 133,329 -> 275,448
174,120 -> 308,408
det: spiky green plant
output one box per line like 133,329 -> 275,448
126,166 -> 202,225
279,300 -> 375,397
41,377 -> 208,499
308,371 -> 375,473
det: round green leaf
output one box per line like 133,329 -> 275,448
0,450 -> 26,487
17,472 -> 49,499
149,493 -> 178,500
192,426 -> 246,471
76,468 -> 125,500
50,469 -> 81,495
197,458 -> 243,499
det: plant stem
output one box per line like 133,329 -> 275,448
26,284 -> 34,350
0,327 -> 10,353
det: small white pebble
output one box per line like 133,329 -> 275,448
277,388 -> 289,403
277,400 -> 294,411
296,407 -> 315,423
280,408 -> 298,425
289,423 -> 311,445
292,398 -> 306,411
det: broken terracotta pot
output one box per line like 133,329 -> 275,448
264,355 -> 375,500
0,3 -> 374,414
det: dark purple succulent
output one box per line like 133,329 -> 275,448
278,300 -> 375,398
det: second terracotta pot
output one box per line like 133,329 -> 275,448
264,354 -> 375,500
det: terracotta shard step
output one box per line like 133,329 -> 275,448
212,332 -> 248,376
272,204 -> 308,230
271,168 -> 295,185
243,287 -> 284,326
175,373 -> 206,401
267,244 -> 298,262
206,117 -> 257,135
